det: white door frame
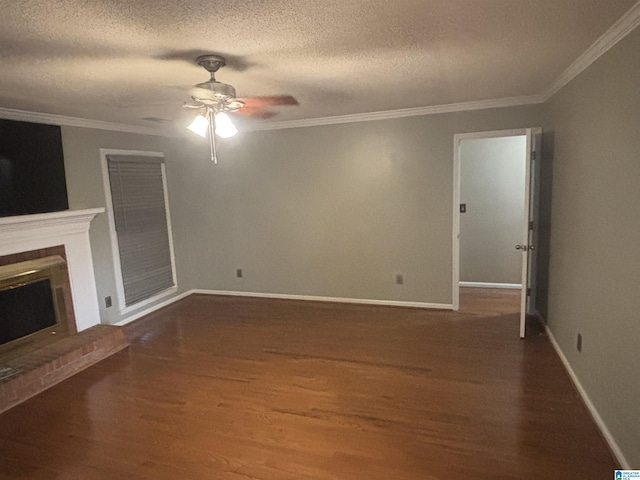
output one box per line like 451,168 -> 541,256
452,128 -> 541,314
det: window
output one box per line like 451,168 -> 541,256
102,150 -> 176,311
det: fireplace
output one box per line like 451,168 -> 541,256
0,255 -> 74,359
0,209 -> 132,414
0,208 -> 104,333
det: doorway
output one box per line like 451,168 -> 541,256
452,128 -> 541,338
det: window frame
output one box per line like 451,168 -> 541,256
100,149 -> 178,314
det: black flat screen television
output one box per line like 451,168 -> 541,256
0,119 -> 68,217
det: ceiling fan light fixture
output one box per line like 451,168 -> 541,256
187,114 -> 209,138
214,112 -> 238,138
184,53 -> 297,164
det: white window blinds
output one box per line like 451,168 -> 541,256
106,154 -> 174,307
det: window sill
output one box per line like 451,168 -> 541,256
118,285 -> 178,315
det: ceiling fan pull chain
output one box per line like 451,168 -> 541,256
208,108 -> 217,164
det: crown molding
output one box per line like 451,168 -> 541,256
0,107 -> 166,136
543,0 -> 640,100
247,94 -> 546,131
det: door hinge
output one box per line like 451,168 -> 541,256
531,151 -> 537,160
527,288 -> 532,297
529,221 -> 534,231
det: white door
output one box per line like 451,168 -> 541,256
453,127 -> 542,339
518,128 -> 542,338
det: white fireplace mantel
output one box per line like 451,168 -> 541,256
0,208 -> 105,332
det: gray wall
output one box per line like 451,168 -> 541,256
172,107 -> 543,305
542,26 -> 640,468
459,136 -> 526,284
60,106 -> 543,318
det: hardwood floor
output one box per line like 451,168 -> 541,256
0,292 -> 617,479
458,286 -> 521,315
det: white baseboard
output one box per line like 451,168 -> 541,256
192,289 -> 454,310
459,282 -> 522,289
113,290 -> 194,326
545,326 -> 630,469
113,289 -> 453,327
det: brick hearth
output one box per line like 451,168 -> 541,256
0,325 -> 129,413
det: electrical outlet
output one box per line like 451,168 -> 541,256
577,333 -> 582,352
395,274 -> 404,285
105,296 -> 112,308
236,268 -> 243,278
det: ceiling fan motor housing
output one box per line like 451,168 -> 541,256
194,80 -> 237,100
193,54 -> 238,103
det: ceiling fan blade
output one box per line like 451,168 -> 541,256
235,95 -> 298,108
233,107 -> 278,120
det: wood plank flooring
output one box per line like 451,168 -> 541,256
0,291 -> 617,479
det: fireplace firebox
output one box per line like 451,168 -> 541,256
0,256 -> 73,359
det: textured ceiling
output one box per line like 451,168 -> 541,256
0,0 -> 637,130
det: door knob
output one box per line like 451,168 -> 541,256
515,245 -> 523,250
528,245 -> 535,251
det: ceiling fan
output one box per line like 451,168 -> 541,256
184,54 -> 298,163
